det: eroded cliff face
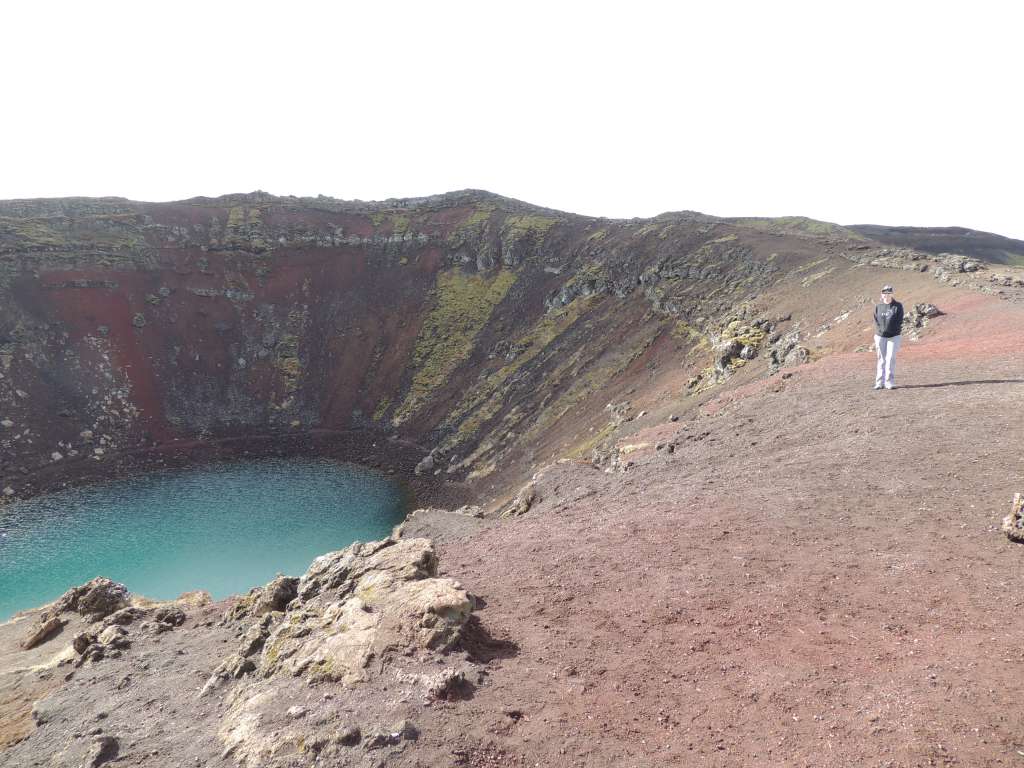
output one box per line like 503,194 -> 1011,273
0,190 -> 887,499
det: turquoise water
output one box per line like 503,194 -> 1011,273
0,458 -> 409,621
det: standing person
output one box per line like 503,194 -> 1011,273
873,284 -> 904,390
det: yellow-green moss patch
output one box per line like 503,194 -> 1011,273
439,295 -> 599,449
370,211 -> 412,233
567,421 -> 617,460
393,268 -> 517,424
721,319 -> 766,348
501,214 -> 560,238
372,395 -> 391,422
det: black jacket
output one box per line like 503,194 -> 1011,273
874,300 -> 904,338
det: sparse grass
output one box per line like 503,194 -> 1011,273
445,203 -> 497,248
372,395 -> 391,422
439,295 -> 599,449
501,214 -> 560,238
567,421 -> 617,460
0,214 -> 147,251
275,335 -> 302,392
631,222 -> 662,239
370,211 -> 412,233
393,268 -> 518,424
671,320 -> 705,343
520,329 -> 655,446
463,203 -> 496,229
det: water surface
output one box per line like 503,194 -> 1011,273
0,457 -> 409,621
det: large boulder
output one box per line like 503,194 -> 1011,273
502,481 -> 538,517
53,578 -> 130,622
211,536 -> 477,766
206,537 -> 471,692
259,538 -> 468,685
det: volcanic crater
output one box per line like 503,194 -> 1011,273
2,190 -> 1023,767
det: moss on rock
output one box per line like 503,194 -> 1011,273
439,295 -> 599,451
393,268 -> 517,424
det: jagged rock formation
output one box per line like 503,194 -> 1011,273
213,536 -> 475,765
1,533 -> 482,767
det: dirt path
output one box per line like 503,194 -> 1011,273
406,294 -> 1024,767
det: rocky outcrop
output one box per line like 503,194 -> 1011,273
51,577 -> 130,622
1003,493 -> 1024,543
1,531 -> 484,766
11,577 -> 200,675
202,535 -> 476,766
767,330 -> 810,374
933,253 -> 984,284
258,537 -> 468,684
15,578 -> 132,653
220,575 -> 298,625
85,734 -> 119,767
502,481 -> 538,517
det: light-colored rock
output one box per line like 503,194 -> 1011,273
619,442 -> 651,457
86,734 -> 119,767
1003,493 -> 1024,542
214,536 -> 474,762
218,691 -> 274,765
20,615 -> 66,650
53,577 -> 130,621
503,481 -> 538,516
262,544 -> 467,684
222,575 -> 297,624
414,451 -> 436,476
97,625 -> 130,649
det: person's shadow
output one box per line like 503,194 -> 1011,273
898,379 -> 1024,389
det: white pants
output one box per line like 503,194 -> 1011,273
875,334 -> 901,387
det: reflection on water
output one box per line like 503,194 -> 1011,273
0,457 -> 408,621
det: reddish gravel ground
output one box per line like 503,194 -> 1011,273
404,287 -> 1024,767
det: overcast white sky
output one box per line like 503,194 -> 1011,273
3,1 -> 1022,237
